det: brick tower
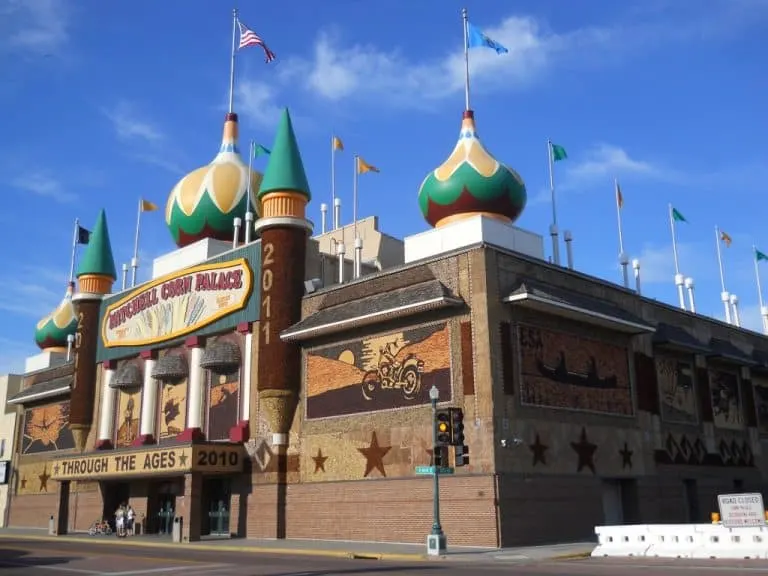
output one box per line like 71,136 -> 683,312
253,108 -> 312,448
71,209 -> 116,450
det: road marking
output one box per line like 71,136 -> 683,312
568,560 -> 768,572
0,559 -> 101,574
107,565 -> 228,576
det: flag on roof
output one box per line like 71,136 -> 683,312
237,20 -> 276,63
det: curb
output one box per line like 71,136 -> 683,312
0,533 -> 426,562
550,551 -> 593,560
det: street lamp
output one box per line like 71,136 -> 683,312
427,384 -> 447,555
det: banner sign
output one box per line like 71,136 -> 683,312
101,258 -> 253,348
50,444 -> 245,480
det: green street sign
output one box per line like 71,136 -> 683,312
415,465 -> 454,475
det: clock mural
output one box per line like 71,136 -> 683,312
21,401 -> 76,454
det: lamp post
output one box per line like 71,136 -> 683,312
427,384 -> 447,555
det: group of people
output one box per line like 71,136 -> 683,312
114,503 -> 136,538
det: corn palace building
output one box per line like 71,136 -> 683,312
6,106 -> 768,547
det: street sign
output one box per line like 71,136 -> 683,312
717,493 -> 766,528
415,465 -> 454,475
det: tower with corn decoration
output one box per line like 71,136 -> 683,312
253,108 -> 313,448
70,209 -> 117,450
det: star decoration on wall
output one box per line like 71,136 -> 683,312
358,431 -> 391,478
38,467 -> 50,492
570,427 -> 597,474
20,476 -> 27,490
53,464 -> 60,476
178,452 -> 188,467
312,449 -> 328,473
529,433 -> 548,466
620,442 -> 633,469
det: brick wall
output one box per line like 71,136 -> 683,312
245,473 -> 499,547
8,494 -> 57,528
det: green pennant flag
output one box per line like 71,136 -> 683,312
671,207 -> 687,223
757,248 -> 768,262
550,143 -> 568,161
253,144 -> 271,158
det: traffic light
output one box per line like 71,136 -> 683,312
433,446 -> 448,468
455,444 -> 470,467
435,408 -> 452,447
450,408 -> 464,446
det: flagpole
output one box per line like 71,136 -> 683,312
246,140 -> 254,218
68,218 -> 79,284
462,8 -> 471,111
714,225 -> 731,324
615,179 -> 629,288
668,203 -> 685,310
353,155 -> 359,241
331,135 -> 337,229
754,246 -> 768,334
547,140 -> 561,266
131,199 -> 142,287
228,8 -> 238,114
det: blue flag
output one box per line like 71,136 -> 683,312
467,22 -> 509,54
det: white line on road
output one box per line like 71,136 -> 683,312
569,560 -> 768,572
106,564 -> 229,576
0,559 -> 101,574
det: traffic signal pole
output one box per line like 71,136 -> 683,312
427,384 -> 447,555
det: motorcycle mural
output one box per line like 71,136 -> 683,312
361,342 -> 425,401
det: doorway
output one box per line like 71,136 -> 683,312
683,478 -> 700,523
101,482 -> 130,531
146,479 -> 180,535
601,479 -> 639,525
201,477 -> 231,537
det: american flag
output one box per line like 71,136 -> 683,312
237,20 -> 276,63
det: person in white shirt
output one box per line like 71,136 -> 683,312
126,505 -> 135,536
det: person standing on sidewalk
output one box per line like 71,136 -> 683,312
115,504 -> 126,538
126,505 -> 135,536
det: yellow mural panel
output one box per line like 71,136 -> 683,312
115,386 -> 142,448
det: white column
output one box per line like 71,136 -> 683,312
97,366 -> 116,443
139,356 -> 158,440
241,331 -> 253,422
187,345 -> 204,430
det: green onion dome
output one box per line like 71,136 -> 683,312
418,110 -> 527,228
34,282 -> 78,351
165,113 -> 263,247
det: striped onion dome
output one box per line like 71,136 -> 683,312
165,113 -> 263,247
34,282 -> 78,351
418,110 -> 527,228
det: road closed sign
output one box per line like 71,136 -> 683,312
717,493 -> 766,528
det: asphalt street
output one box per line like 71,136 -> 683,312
1,538 -> 768,575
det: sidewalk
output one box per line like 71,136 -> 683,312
0,527 -> 595,563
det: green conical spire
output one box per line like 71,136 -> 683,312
76,209 -> 117,280
258,108 -> 311,200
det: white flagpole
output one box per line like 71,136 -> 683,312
714,225 -> 731,324
227,8 -> 238,114
68,218 -> 79,284
615,179 -> 628,288
331,135 -> 337,229
668,204 -> 685,310
754,246 -> 768,334
131,199 -> 142,287
246,140 -> 254,217
353,155 -> 359,241
547,140 -> 561,266
462,8 -> 471,111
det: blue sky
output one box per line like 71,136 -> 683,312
2,0 -> 768,374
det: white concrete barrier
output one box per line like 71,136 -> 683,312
645,524 -> 703,558
592,523 -> 768,560
592,525 -> 651,557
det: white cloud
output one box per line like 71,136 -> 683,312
280,18 -> 554,107
11,172 -> 77,203
236,80 -> 283,127
566,144 -> 662,182
103,101 -> 164,143
634,242 -> 701,285
0,0 -> 70,56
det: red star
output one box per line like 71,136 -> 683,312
358,432 -> 391,478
